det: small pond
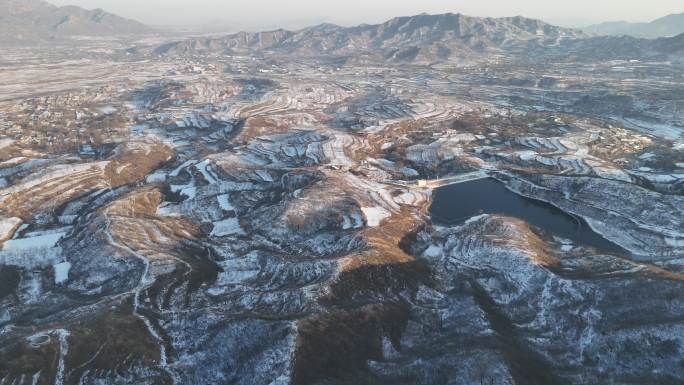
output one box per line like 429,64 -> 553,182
429,178 -> 625,254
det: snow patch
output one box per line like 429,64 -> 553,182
98,106 -> 118,114
341,212 -> 364,230
53,262 -> 71,284
0,138 -> 14,150
170,183 -> 197,199
146,171 -> 167,183
211,218 -> 246,237
665,237 -> 684,247
255,170 -> 274,182
361,207 -> 391,227
380,142 -> 394,150
217,194 -> 234,211
3,231 -> 66,251
169,159 -> 197,177
196,160 -> 218,184
0,217 -> 22,241
423,245 -> 443,258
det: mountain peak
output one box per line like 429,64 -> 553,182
0,0 -> 54,14
150,12 -> 584,61
583,12 -> 684,38
0,0 -> 156,45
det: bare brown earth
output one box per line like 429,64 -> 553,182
0,23 -> 683,384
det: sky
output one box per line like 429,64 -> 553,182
49,0 -> 684,31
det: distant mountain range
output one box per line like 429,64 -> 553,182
583,12 -> 684,38
151,13 -> 586,60
0,0 -> 156,44
146,12 -> 684,65
2,0 -> 683,64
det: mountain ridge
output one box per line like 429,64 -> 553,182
583,12 -> 684,38
151,12 -> 586,60
146,12 -> 684,65
0,0 -> 156,45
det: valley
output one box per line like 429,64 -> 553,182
0,10 -> 683,385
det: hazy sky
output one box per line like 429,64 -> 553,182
49,0 -> 684,30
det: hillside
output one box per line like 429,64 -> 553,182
583,12 -> 684,38
152,13 -> 586,60
147,12 -> 684,65
0,0 -> 156,45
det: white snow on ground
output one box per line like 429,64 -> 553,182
361,206 -> 391,227
209,252 -> 261,292
116,164 -> 130,174
393,191 -> 426,206
217,194 -> 234,211
401,167 -> 419,177
665,237 -> 684,247
53,262 -> 71,284
180,186 -> 197,198
380,141 -> 394,150
622,118 -> 683,141
255,170 -> 274,182
0,138 -> 14,150
146,171 -> 167,183
3,231 -> 66,251
518,151 -> 537,161
156,203 -> 178,217
1,228 -> 66,268
169,160 -> 197,177
423,245 -> 443,258
0,157 -> 27,167
195,160 -> 218,184
58,215 -> 77,225
170,183 -> 197,198
0,162 -> 109,195
344,172 -> 401,212
638,152 -> 656,160
98,106 -> 118,114
584,159 -> 633,183
53,329 -> 70,385
632,172 -> 684,184
341,216 -> 352,230
12,223 -> 29,239
129,124 -> 149,136
322,133 -> 354,167
210,218 -> 246,237
464,214 -> 489,225
341,212 -> 364,230
0,217 -> 22,241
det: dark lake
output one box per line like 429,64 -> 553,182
429,178 -> 625,254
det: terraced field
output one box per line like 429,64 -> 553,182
1,12 -> 684,385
